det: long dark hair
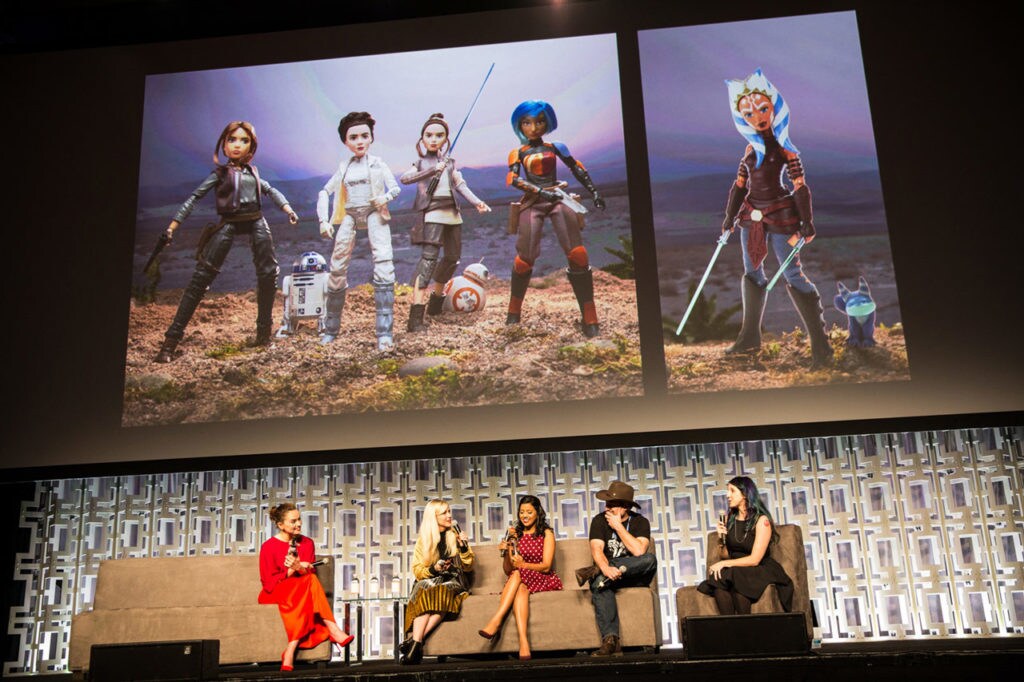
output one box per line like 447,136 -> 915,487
513,495 -> 551,536
727,476 -> 778,544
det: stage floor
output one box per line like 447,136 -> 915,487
66,638 -> 1022,681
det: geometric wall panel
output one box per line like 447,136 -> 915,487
5,426 -> 1022,674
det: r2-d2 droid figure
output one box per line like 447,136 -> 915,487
442,262 -> 490,313
277,252 -> 329,337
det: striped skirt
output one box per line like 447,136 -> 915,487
403,574 -> 469,632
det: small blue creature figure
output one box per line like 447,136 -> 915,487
834,277 -> 877,347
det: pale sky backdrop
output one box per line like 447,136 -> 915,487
137,33 -> 624,189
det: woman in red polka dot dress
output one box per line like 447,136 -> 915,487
478,495 -> 563,660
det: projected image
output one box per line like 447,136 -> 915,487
123,34 -> 638,427
640,12 -> 909,394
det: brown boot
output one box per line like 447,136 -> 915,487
574,565 -> 598,587
407,303 -> 427,333
426,292 -> 446,316
154,336 -> 179,363
591,634 -> 622,657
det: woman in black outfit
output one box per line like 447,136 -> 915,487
697,476 -> 793,614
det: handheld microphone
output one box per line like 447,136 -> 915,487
452,520 -> 468,550
718,513 -> 727,546
289,533 -> 302,556
594,565 -> 628,590
310,557 -> 330,568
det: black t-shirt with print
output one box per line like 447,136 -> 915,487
589,511 -> 651,560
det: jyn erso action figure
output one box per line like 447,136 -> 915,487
400,113 -> 490,333
506,100 -> 605,338
154,121 -> 298,363
721,70 -> 832,367
317,112 -> 401,352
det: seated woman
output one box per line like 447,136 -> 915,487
697,476 -> 793,614
258,503 -> 353,671
400,499 -> 475,665
478,495 -> 562,660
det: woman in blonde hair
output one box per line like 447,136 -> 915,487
399,499 -> 474,664
258,503 -> 353,671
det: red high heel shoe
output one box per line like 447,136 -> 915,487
280,651 -> 293,672
330,633 -> 355,649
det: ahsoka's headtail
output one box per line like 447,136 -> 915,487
725,68 -> 798,168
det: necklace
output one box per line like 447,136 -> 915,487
731,511 -> 752,542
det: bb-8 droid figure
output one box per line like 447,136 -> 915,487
277,251 -> 329,337
442,262 -> 489,313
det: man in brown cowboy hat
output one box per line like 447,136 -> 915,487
579,480 -> 658,656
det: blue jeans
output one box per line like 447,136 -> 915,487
589,553 -> 658,638
739,227 -> 816,294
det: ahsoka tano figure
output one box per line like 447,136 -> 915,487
506,100 -> 605,337
721,69 -> 832,367
317,112 -> 401,351
400,113 -> 490,332
154,121 -> 298,363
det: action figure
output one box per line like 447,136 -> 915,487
721,69 -> 832,367
154,121 -> 298,363
317,112 -> 401,352
505,100 -> 605,338
834,277 -> 877,348
400,113 -> 490,332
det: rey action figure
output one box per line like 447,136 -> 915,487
721,69 -> 832,367
400,113 -> 490,332
154,121 -> 298,363
505,100 -> 605,338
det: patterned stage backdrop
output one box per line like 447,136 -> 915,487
6,427 -> 1023,675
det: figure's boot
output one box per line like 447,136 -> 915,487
320,288 -> 347,345
253,276 -> 276,346
407,303 -> 427,333
726,275 -> 767,354
426,292 -> 446,316
373,281 -> 395,352
787,284 -> 833,368
567,268 -> 600,338
506,258 -> 533,324
154,336 -> 179,363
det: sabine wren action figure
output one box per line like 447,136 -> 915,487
505,100 -> 605,338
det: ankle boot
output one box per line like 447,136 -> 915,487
407,303 -> 427,333
726,275 -> 767,354
400,640 -> 423,665
566,268 -> 599,338
320,288 -> 347,344
507,266 -> 532,324
787,284 -> 833,368
426,292 -> 446,316
154,336 -> 179,363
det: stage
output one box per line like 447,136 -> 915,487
64,638 -> 1022,681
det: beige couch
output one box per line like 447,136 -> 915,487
69,555 -> 333,672
422,538 -> 662,657
674,524 -> 812,640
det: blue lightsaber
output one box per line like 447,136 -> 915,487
676,231 -> 730,337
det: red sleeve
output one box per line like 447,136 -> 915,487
298,536 -> 315,563
259,540 -> 286,593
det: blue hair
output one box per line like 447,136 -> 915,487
511,100 -> 558,144
727,476 -> 779,544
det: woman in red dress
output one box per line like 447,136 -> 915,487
478,495 -> 562,660
258,503 -> 353,671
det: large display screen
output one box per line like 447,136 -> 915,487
125,34 -> 637,427
3,2 -> 1020,474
